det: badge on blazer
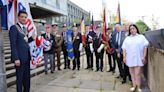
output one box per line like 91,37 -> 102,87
24,36 -> 28,42
76,36 -> 80,39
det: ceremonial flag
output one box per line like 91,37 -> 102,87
29,36 -> 51,69
80,15 -> 86,45
116,2 -> 121,25
67,29 -> 74,61
17,0 -> 37,37
91,14 -> 96,31
8,0 -> 17,30
0,0 -> 8,7
102,7 -> 107,41
17,0 -> 39,69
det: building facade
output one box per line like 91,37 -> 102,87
54,0 -> 90,25
29,0 -> 90,33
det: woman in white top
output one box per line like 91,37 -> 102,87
122,24 -> 149,92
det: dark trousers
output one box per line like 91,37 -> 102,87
73,51 -> 80,69
85,48 -> 93,68
123,63 -> 131,81
116,53 -> 124,77
107,53 -> 116,71
63,48 -> 70,68
95,50 -> 104,70
16,62 -> 30,92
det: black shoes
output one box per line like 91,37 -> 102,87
58,68 -> 61,71
122,80 -> 126,84
51,71 -> 54,74
107,70 -> 113,72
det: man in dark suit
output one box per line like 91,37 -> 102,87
9,11 -> 35,92
61,24 -> 70,69
106,27 -> 116,73
72,24 -> 83,70
85,24 -> 95,70
93,25 -> 105,72
111,23 -> 126,78
42,24 -> 56,74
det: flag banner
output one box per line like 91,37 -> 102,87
29,36 -> 51,69
1,5 -> 8,29
67,29 -> 74,61
91,15 -> 95,31
0,0 -> 8,7
17,0 -> 37,37
80,16 -> 86,46
17,0 -> 39,69
116,3 -> 121,24
8,0 -> 16,30
102,8 -> 107,42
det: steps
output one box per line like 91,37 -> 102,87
3,31 -> 85,87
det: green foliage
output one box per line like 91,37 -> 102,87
135,20 -> 149,33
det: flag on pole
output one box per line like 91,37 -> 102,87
17,0 -> 37,37
8,0 -> 17,30
67,29 -> 74,61
102,0 -> 107,42
80,15 -> 86,46
0,0 -> 8,7
102,8 -> 107,41
116,2 -> 121,25
17,0 -> 39,69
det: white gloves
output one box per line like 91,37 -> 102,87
88,35 -> 93,42
89,43 -> 94,53
97,44 -> 105,53
79,43 -> 83,51
44,45 -> 51,51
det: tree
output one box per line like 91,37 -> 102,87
135,20 -> 150,33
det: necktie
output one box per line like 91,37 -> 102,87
63,32 -> 66,42
22,26 -> 26,34
117,32 -> 121,46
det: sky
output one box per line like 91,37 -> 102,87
70,0 -> 164,29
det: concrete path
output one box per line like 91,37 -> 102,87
7,54 -> 150,92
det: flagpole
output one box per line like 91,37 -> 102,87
102,0 -> 108,72
6,0 -> 9,30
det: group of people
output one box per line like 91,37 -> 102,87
9,10 -> 149,92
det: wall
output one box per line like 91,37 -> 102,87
147,47 -> 164,92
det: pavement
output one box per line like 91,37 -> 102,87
7,54 -> 150,92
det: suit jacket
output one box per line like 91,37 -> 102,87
9,23 -> 32,63
61,31 -> 67,51
72,32 -> 82,52
111,30 -> 126,54
93,32 -> 104,51
86,31 -> 96,50
42,33 -> 56,54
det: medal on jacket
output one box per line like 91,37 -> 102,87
24,36 -> 28,42
16,24 -> 28,42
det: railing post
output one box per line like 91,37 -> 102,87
0,12 -> 7,92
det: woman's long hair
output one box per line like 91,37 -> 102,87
128,24 -> 140,36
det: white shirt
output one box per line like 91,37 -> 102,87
122,34 -> 149,67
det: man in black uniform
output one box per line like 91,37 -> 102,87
85,24 -> 95,70
72,24 -> 83,70
106,27 -> 116,73
61,24 -> 70,69
93,25 -> 105,72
